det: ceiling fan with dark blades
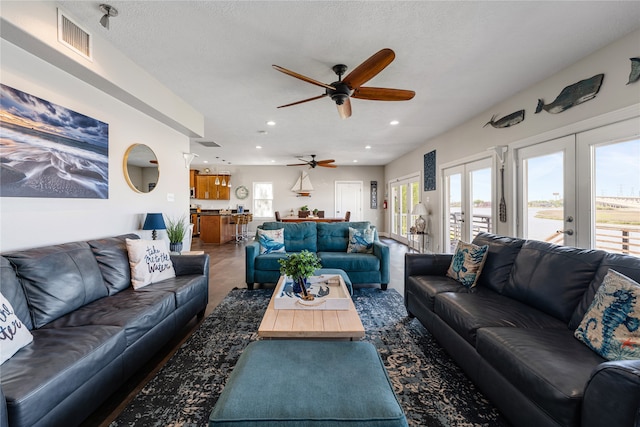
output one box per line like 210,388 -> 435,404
287,155 -> 337,168
273,48 -> 415,119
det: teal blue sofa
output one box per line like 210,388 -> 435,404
245,221 -> 390,290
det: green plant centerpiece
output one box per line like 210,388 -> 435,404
278,250 -> 322,300
299,205 -> 310,218
166,215 -> 188,254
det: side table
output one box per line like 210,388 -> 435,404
408,231 -> 429,253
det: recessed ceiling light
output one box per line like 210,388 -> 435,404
365,145 -> 371,149
256,145 -> 262,149
203,160 -> 209,163
266,121 -> 276,126
353,160 -> 358,163
271,160 -> 276,163
390,120 -> 399,125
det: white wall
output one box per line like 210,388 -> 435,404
385,29 -> 640,252
0,39 -> 192,251
0,1 -> 203,137
191,165 -> 385,231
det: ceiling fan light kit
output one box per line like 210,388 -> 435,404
273,48 -> 415,119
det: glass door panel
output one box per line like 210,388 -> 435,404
443,159 -> 494,253
391,185 -> 400,238
470,167 -> 493,239
576,117 -> 640,254
390,175 -> 421,244
517,135 -> 576,246
592,138 -> 640,254
444,167 -> 463,253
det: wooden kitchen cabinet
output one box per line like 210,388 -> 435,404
189,169 -> 198,188
194,175 -> 231,200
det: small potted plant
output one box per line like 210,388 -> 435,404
312,208 -> 319,217
166,215 -> 188,254
278,250 -> 322,299
298,205 -> 310,218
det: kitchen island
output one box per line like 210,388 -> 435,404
199,212 -> 236,244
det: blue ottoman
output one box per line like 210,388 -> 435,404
313,268 -> 353,295
209,340 -> 408,427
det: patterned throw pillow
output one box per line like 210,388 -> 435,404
574,269 -> 640,360
347,227 -> 374,254
0,293 -> 33,365
257,228 -> 285,254
446,241 -> 489,288
125,238 -> 176,289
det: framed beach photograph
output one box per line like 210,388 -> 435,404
0,84 -> 109,199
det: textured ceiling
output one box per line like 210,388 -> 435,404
57,1 -> 640,168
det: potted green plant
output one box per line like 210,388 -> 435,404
312,208 -> 319,216
299,205 -> 310,218
278,250 -> 322,299
166,215 -> 188,253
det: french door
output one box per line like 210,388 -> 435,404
516,135 -> 576,246
443,158 -> 494,253
516,117 -> 639,254
390,175 -> 420,243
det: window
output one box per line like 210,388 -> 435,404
253,182 -> 273,218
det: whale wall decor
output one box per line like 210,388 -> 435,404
627,58 -> 640,85
484,110 -> 525,129
535,74 -> 604,114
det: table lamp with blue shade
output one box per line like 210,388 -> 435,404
143,213 -> 166,240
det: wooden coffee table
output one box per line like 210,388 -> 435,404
258,275 -> 365,340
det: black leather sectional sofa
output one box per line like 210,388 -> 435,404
404,232 -> 640,427
0,234 -> 209,427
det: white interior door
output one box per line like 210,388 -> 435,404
335,181 -> 362,220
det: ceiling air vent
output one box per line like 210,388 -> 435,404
57,9 -> 92,61
196,140 -> 221,148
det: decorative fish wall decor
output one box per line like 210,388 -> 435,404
484,110 -> 525,128
535,73 -> 604,114
627,58 -> 640,85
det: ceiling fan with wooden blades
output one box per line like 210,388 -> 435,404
273,48 -> 415,119
287,155 -> 337,168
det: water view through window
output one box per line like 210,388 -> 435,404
593,138 -> 640,254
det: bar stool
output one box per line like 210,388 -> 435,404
243,214 -> 253,240
234,214 -> 246,243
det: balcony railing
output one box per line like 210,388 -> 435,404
449,212 -> 492,242
450,213 -> 639,256
546,226 -> 640,256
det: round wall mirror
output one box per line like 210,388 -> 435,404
123,144 -> 159,193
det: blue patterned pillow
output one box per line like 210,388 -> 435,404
257,228 -> 285,254
574,269 -> 640,360
446,241 -> 489,288
347,227 -> 374,254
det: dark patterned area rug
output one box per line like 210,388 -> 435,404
111,288 -> 510,427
